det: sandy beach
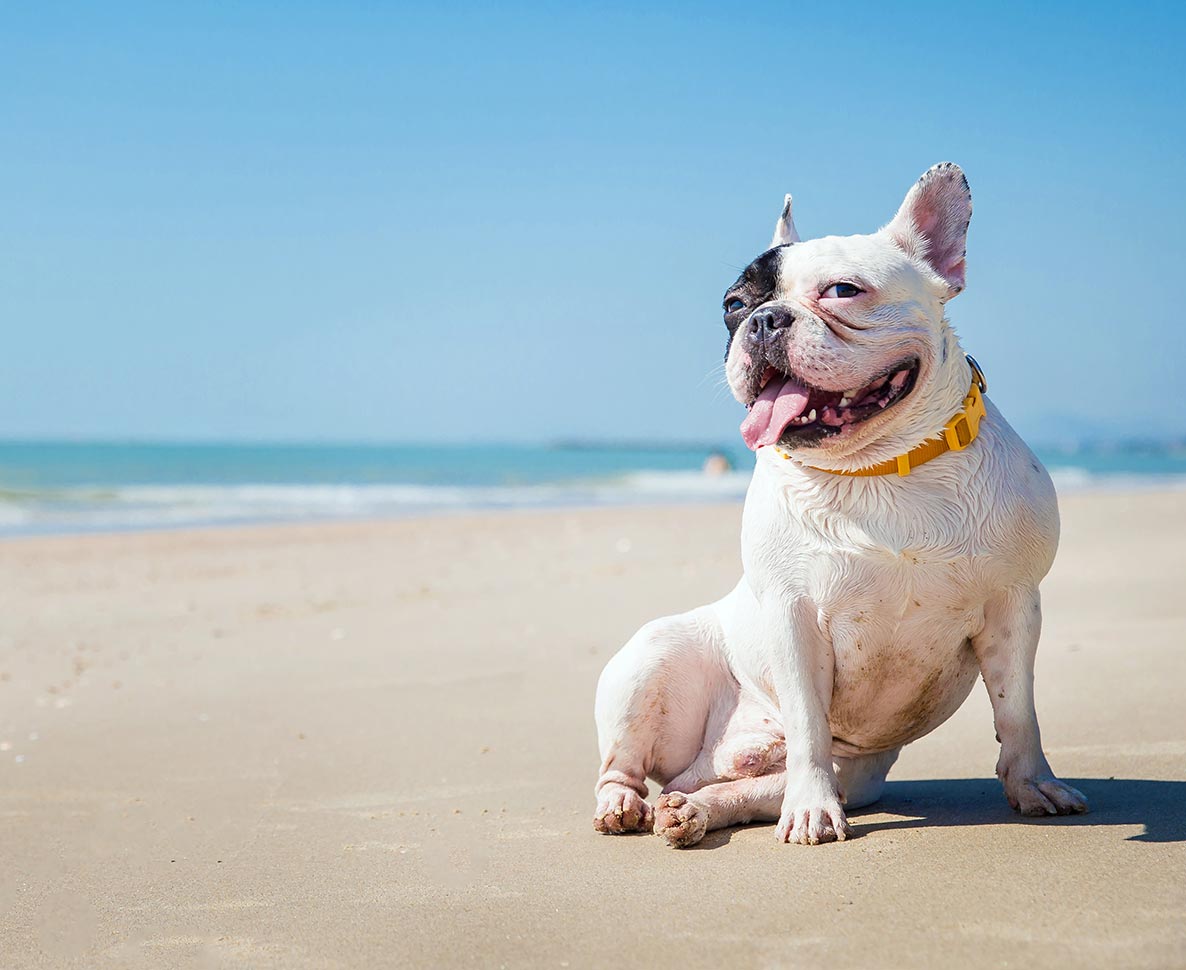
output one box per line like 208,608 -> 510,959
2,489 -> 1184,969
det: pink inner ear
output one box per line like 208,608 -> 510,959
913,195 -> 967,289
890,165 -> 972,295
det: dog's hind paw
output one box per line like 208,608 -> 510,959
593,785 -> 653,834
653,792 -> 709,848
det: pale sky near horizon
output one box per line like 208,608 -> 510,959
3,2 -> 1184,445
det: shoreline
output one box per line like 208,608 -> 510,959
3,474 -> 1186,542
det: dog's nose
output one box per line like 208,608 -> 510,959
746,306 -> 795,344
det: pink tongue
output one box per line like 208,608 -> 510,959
739,374 -> 811,450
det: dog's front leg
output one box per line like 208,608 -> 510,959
765,599 -> 850,844
972,586 -> 1089,816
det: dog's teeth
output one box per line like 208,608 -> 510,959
807,409 -> 817,422
838,396 -> 852,408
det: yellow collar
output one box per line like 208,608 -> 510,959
778,355 -> 988,478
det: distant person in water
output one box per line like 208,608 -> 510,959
702,452 -> 732,477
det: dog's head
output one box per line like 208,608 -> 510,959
724,163 -> 973,465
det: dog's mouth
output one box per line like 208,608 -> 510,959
740,359 -> 919,451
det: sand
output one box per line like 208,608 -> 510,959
1,490 -> 1184,969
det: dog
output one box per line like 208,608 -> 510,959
593,163 -> 1089,847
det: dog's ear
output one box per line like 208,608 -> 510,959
770,194 -> 801,247
886,163 -> 972,299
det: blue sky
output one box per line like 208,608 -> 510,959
2,1 -> 1183,444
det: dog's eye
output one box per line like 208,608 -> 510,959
821,282 -> 863,299
725,298 -> 746,313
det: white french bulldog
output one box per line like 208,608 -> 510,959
593,163 -> 1088,848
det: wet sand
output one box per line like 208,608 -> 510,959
2,490 -> 1184,968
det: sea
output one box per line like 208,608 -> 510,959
1,439 -> 1184,537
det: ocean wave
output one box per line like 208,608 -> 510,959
1047,468 -> 1186,493
2,466 -> 1183,536
0,472 -> 754,535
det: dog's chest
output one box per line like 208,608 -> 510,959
815,546 -> 985,754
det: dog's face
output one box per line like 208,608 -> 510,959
724,163 -> 973,456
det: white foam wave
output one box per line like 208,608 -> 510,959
3,466 -> 1184,536
1048,468 -> 1186,493
0,472 -> 754,535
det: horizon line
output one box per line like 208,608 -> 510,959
0,433 -> 1184,452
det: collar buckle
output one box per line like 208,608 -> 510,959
943,381 -> 987,452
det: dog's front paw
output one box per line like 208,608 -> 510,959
593,785 -> 653,834
1004,774 -> 1090,817
653,792 -> 709,848
775,794 -> 851,845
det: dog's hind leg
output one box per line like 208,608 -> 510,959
662,687 -> 785,795
654,772 -> 786,847
653,743 -> 903,847
593,607 -> 730,834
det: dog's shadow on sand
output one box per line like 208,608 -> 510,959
693,777 -> 1186,849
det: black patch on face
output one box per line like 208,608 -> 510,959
722,246 -> 787,357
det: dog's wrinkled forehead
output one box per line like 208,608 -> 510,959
727,232 -> 924,307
